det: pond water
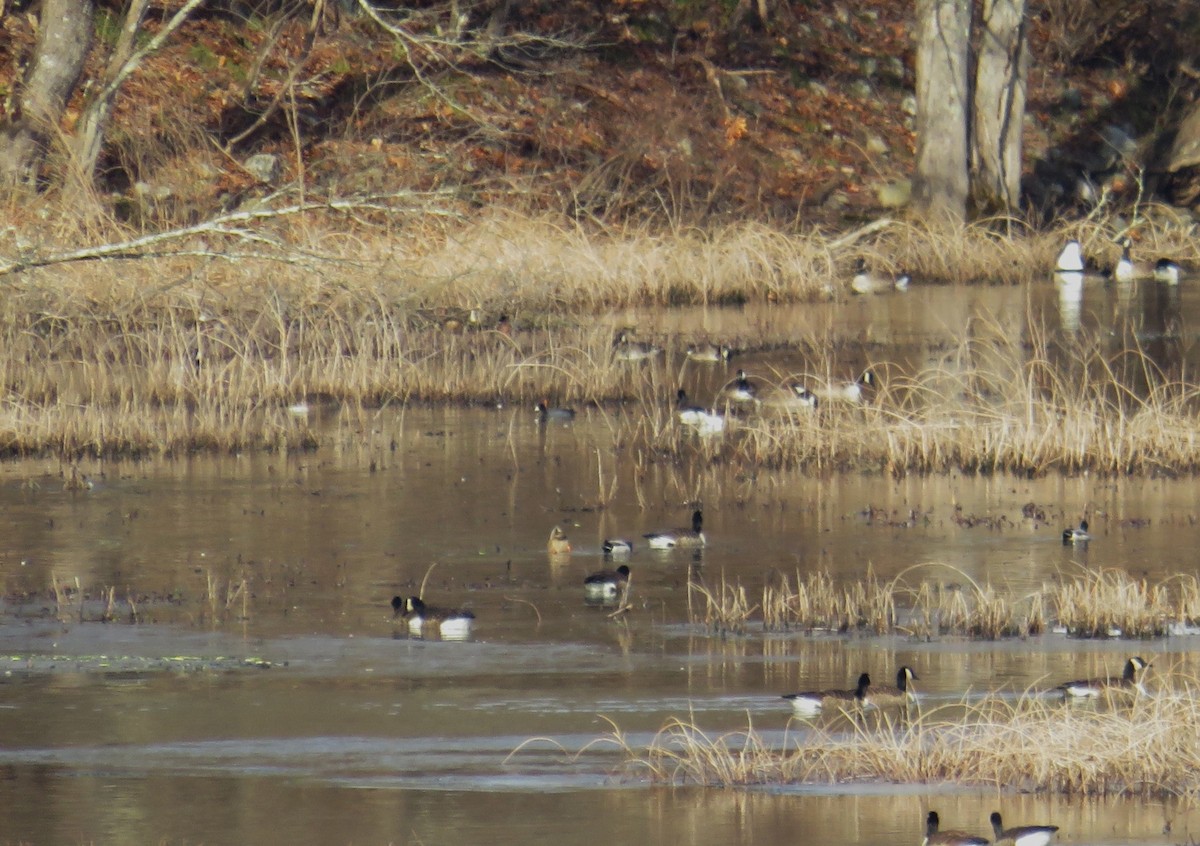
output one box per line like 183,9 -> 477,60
3,277 -> 1200,844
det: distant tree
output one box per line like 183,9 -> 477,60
913,0 -> 1029,220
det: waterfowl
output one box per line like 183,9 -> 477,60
922,811 -> 989,846
644,509 -> 705,549
1057,656 -> 1151,698
762,382 -> 820,412
722,369 -> 758,404
783,672 -> 871,717
851,259 -> 911,294
814,370 -> 876,404
1062,519 -> 1090,544
676,390 -> 726,433
989,812 -> 1058,846
391,595 -> 475,639
870,665 -> 919,707
602,538 -> 633,556
1154,258 -> 1182,284
547,526 -> 573,555
536,401 -> 576,422
584,564 -> 630,601
613,331 -> 662,362
686,342 -> 735,363
1055,239 -> 1085,273
786,383 -> 819,408
1113,238 -> 1158,282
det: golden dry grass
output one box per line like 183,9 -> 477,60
600,686 -> 1200,796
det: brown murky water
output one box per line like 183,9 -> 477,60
2,278 -> 1200,844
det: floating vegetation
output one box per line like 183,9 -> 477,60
0,654 -> 274,675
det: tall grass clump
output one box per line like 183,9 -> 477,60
762,568 -> 894,634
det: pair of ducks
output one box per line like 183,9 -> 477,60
1056,239 -> 1182,284
924,811 -> 1058,846
549,513 -> 706,555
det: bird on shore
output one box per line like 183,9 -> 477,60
870,665 -> 919,707
536,401 -> 576,422
1056,656 -> 1151,698
547,526 -> 572,555
922,812 -> 989,846
989,812 -> 1058,846
584,564 -> 630,602
1062,519 -> 1091,544
391,595 -> 475,640
644,509 -> 705,549
783,672 -> 872,716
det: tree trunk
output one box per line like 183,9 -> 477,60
0,0 -> 94,189
971,0 -> 1028,214
913,0 -> 972,222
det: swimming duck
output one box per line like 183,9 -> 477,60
722,369 -> 758,404
391,595 -> 475,639
989,812 -> 1058,846
922,812 -> 989,846
644,509 -> 705,549
613,331 -> 662,362
676,390 -> 726,433
548,526 -> 572,555
851,259 -> 911,294
686,342 -> 735,363
602,538 -> 633,556
1055,240 -> 1085,273
814,370 -> 876,404
584,564 -> 630,602
536,401 -> 576,422
1057,656 -> 1150,698
870,665 -> 919,707
783,672 -> 872,717
1062,519 -> 1090,544
1154,258 -> 1182,284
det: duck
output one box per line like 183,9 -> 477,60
644,509 -> 705,549
814,370 -> 876,404
722,369 -> 758,404
870,665 -> 919,707
686,342 -> 735,363
851,258 -> 911,294
1062,519 -> 1090,544
922,812 -> 989,846
1057,656 -> 1150,698
547,526 -> 572,555
989,812 -> 1058,846
391,595 -> 475,639
1154,258 -> 1182,284
1055,239 -> 1085,273
536,401 -> 576,422
602,538 -> 633,556
584,564 -> 630,602
676,390 -> 726,433
783,672 -> 872,717
613,330 -> 662,362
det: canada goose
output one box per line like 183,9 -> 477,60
613,331 -> 662,362
602,538 -> 633,556
814,370 -> 876,404
548,526 -> 572,555
923,811 -> 989,846
676,389 -> 726,433
722,369 -> 758,403
871,665 -> 919,707
1055,240 -> 1085,273
1062,519 -> 1090,544
584,564 -> 630,601
686,342 -> 735,363
1154,258 -> 1182,284
1113,239 -> 1156,282
851,258 -> 911,294
391,595 -> 475,640
536,401 -> 576,422
1057,656 -> 1150,698
787,384 -> 819,408
783,672 -> 871,716
762,382 -> 819,412
644,509 -> 705,549
989,812 -> 1058,846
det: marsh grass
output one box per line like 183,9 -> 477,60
598,685 -> 1200,796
